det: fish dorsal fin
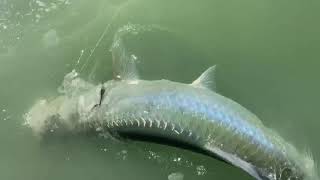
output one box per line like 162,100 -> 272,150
110,24 -> 142,81
191,65 -> 217,91
111,47 -> 139,81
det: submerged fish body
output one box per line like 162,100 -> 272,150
24,24 -> 318,180
86,77 -> 311,180
25,66 -> 318,180
25,25 -> 319,180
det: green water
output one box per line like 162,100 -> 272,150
1,0 -> 320,179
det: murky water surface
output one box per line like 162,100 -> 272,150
0,0 -> 319,179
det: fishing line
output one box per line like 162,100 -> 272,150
78,1 -> 130,74
73,49 -> 84,69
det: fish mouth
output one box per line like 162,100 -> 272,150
24,96 -> 79,137
23,71 -> 102,138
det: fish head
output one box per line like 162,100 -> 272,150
24,71 -> 105,138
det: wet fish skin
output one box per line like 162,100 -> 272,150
25,23 -> 317,180
25,67 -> 317,180
84,78 -> 310,180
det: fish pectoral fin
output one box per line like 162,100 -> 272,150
191,65 -> 217,91
205,145 -> 264,180
98,129 -> 125,143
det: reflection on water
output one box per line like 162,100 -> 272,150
168,172 -> 184,180
0,0 -> 320,180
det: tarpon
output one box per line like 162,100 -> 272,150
24,25 -> 318,180
25,61 -> 318,180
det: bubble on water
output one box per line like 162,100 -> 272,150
168,172 -> 184,180
64,0 -> 71,5
173,157 -> 182,162
1,108 -> 11,121
147,150 -> 160,160
116,150 -> 128,160
3,116 -> 10,121
35,0 -> 46,7
184,160 -> 194,168
170,156 -> 185,166
196,165 -> 207,176
100,147 -> 108,152
43,29 -> 60,47
131,54 -> 137,60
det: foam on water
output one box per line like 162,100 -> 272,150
24,70 -> 96,137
